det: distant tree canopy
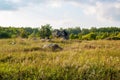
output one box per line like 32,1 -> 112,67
39,24 -> 52,39
66,27 -> 81,34
0,25 -> 120,40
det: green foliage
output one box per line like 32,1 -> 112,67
78,33 -> 82,40
0,31 -> 11,38
69,33 -> 79,39
101,32 -> 109,39
82,32 -> 97,40
0,26 -> 40,39
28,30 -> 37,39
81,28 -> 90,35
90,27 -> 97,32
19,28 -> 28,38
11,34 -> 17,38
69,33 -> 74,39
117,32 -> 120,38
0,26 -> 120,40
66,27 -> 81,34
39,24 -> 52,39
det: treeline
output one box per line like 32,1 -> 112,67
0,26 -> 39,38
0,24 -> 120,40
66,27 -> 120,40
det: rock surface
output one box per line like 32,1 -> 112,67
42,43 -> 62,51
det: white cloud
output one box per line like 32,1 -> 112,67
6,0 -> 22,3
47,1 -> 62,8
70,0 -> 120,22
0,0 -> 120,28
95,2 -> 120,21
82,5 -> 96,15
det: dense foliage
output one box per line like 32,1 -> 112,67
39,24 -> 52,39
0,26 -> 120,40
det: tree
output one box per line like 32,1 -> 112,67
90,27 -> 97,32
28,30 -> 36,39
81,28 -> 90,35
19,28 -> 28,38
39,24 -> 52,39
66,27 -> 81,34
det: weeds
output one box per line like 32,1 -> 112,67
0,39 -> 120,80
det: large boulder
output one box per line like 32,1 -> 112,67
61,30 -> 69,40
42,43 -> 62,51
52,29 -> 61,38
52,29 -> 69,40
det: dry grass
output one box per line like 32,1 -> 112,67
0,39 -> 120,80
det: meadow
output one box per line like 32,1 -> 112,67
0,38 -> 120,80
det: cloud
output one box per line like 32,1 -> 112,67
0,0 -> 120,28
69,0 -> 120,21
95,2 -> 120,21
1,0 -> 119,10
47,1 -> 62,8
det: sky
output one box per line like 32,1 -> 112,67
0,0 -> 120,29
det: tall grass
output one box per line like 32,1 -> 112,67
0,39 -> 120,80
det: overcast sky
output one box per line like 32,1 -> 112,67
0,0 -> 120,29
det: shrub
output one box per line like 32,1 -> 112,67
0,32 -> 11,38
82,32 -> 96,40
69,33 -> 79,39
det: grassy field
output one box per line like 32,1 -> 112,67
0,38 -> 120,80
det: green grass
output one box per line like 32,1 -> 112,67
0,39 -> 120,80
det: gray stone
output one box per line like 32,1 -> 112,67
52,29 -> 69,40
42,43 -> 62,51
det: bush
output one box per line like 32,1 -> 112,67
0,32 -> 11,38
117,32 -> 120,38
69,33 -> 79,39
82,32 -> 96,40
